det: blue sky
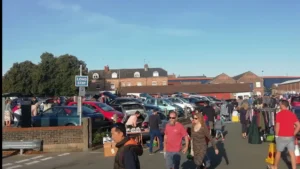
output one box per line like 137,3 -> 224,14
3,0 -> 300,77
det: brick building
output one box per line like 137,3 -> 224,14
272,79 -> 300,94
88,64 -> 168,91
233,71 -> 264,95
209,73 -> 236,84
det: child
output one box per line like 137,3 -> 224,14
214,115 -> 224,141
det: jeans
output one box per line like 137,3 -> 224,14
165,152 -> 181,169
149,129 -> 163,153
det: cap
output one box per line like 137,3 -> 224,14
112,123 -> 126,136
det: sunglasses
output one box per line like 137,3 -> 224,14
169,117 -> 176,119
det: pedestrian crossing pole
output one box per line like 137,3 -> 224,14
78,65 -> 83,126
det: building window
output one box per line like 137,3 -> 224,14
240,82 -> 244,84
256,82 -> 261,88
112,72 -> 117,78
153,71 -> 159,77
134,72 -> 140,78
152,81 -> 157,86
162,81 -> 167,85
121,83 -> 126,87
96,84 -> 100,89
92,73 -> 99,79
137,82 -> 142,86
110,84 -> 115,89
127,82 -> 131,86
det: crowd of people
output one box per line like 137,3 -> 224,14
110,94 -> 300,169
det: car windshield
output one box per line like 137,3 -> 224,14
163,99 -> 173,105
96,103 -> 115,111
292,97 -> 300,102
82,106 -> 96,114
140,93 -> 152,98
103,92 -> 117,99
122,104 -> 144,110
179,98 -> 189,103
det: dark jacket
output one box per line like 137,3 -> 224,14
202,106 -> 215,122
114,137 -> 143,169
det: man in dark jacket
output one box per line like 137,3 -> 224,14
201,101 -> 216,135
111,123 -> 143,169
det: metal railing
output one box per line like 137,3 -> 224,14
2,140 -> 42,155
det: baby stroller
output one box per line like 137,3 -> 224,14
220,102 -> 230,122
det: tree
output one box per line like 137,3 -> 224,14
2,52 -> 88,96
3,61 -> 37,94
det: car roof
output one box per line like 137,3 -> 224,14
120,102 -> 142,105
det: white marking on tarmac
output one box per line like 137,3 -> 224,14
40,157 -> 53,161
58,153 -> 70,156
25,161 -> 40,165
2,163 -> 13,167
6,165 -> 22,169
15,159 -> 30,163
30,155 -> 44,160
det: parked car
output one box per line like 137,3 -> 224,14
32,106 -> 111,130
291,96 -> 300,107
144,104 -> 163,114
144,98 -> 184,117
67,101 -> 123,123
168,97 -> 195,113
111,102 -> 147,116
206,96 -> 222,106
109,97 -> 141,106
99,91 -> 118,102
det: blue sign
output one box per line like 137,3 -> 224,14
75,76 -> 89,87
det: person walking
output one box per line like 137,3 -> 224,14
111,123 -> 143,169
269,100 -> 300,169
201,101 -> 216,135
149,109 -> 163,155
4,99 -> 13,127
191,113 -> 219,169
164,111 -> 189,169
239,103 -> 249,139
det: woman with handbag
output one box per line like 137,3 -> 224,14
190,113 -> 219,169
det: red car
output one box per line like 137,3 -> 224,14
67,101 -> 124,122
291,96 -> 300,107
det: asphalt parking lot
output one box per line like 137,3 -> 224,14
3,123 -> 290,169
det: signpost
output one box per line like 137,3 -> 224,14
75,65 -> 88,126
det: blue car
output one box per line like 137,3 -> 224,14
32,106 -> 111,130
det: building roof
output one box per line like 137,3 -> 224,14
120,83 -> 251,95
232,71 -> 251,80
89,67 -> 168,79
263,76 -> 300,78
279,79 -> 300,85
177,75 -> 207,78
209,73 -> 236,83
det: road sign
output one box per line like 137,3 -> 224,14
75,76 -> 89,87
79,86 -> 86,96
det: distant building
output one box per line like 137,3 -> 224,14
263,76 -> 300,89
88,64 -> 168,91
272,79 -> 300,94
232,71 -> 264,95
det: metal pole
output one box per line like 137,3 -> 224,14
2,98 -> 5,128
78,65 -> 83,126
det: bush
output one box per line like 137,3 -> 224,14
92,131 -> 106,145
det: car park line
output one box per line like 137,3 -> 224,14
25,161 -> 40,165
58,153 -> 70,156
6,165 -> 22,169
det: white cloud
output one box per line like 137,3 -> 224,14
38,0 -> 205,37
38,0 -> 81,12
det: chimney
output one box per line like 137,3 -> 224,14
144,64 -> 148,71
104,65 -> 109,72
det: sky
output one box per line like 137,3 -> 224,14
3,0 -> 300,77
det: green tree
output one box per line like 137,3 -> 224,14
54,54 -> 88,96
3,61 -> 37,94
3,52 -> 88,96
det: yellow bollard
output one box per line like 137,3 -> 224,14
265,143 -> 276,165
